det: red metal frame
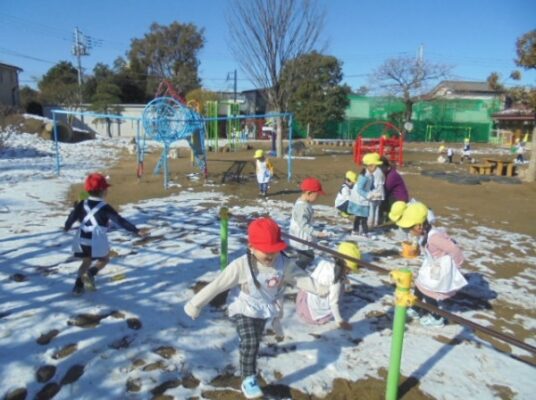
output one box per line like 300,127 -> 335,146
353,121 -> 404,166
154,79 -> 187,105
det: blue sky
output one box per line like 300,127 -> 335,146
1,0 -> 535,93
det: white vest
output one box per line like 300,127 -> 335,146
416,229 -> 467,293
307,260 -> 341,321
256,160 -> 271,184
72,201 -> 110,258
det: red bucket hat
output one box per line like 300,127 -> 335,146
300,177 -> 325,194
84,173 -> 111,192
248,217 -> 288,253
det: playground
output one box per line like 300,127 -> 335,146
1,118 -> 535,399
66,140 -> 536,236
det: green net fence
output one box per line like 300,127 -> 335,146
294,95 -> 502,142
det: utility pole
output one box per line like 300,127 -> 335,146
72,27 -> 90,111
226,69 -> 238,103
233,69 -> 237,103
417,43 -> 424,63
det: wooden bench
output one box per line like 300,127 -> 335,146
469,164 -> 495,175
484,159 -> 517,177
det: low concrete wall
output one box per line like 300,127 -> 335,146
43,104 -> 145,138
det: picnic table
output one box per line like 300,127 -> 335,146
469,163 -> 495,175
484,159 -> 517,177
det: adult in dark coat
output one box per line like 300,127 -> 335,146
379,156 -> 409,222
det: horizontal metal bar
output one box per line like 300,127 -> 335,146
281,231 -> 536,356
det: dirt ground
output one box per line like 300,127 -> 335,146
65,141 -> 535,399
68,141 -> 536,237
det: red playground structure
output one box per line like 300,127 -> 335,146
353,121 -> 404,166
154,79 -> 188,105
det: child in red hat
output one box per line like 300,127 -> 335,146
64,172 -> 148,294
289,177 -> 329,269
184,217 -> 328,400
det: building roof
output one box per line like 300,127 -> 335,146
0,62 -> 23,72
426,80 -> 498,99
492,104 -> 535,121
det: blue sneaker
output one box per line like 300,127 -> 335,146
241,375 -> 263,399
419,314 -> 445,327
406,308 -> 420,320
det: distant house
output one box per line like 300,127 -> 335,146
208,89 -> 269,116
241,88 -> 269,115
0,62 -> 23,106
426,80 -> 500,100
492,103 -> 535,144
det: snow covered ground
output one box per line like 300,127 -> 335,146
0,132 -> 534,399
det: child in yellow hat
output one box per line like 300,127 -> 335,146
362,153 -> 385,228
254,149 -> 273,196
395,202 -> 467,327
296,242 -> 360,330
334,170 -> 357,216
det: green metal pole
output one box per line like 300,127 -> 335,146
386,269 -> 415,400
220,207 -> 229,270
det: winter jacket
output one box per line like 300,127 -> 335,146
184,253 -> 329,335
384,168 -> 409,202
289,199 -> 319,250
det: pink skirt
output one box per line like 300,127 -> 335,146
296,290 -> 333,325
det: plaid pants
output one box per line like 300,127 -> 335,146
232,314 -> 267,378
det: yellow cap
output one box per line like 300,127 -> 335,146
345,170 -> 357,183
362,152 -> 383,166
388,201 -> 407,222
396,202 -> 429,228
254,149 -> 264,159
337,242 -> 361,271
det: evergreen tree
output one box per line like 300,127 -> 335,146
38,61 -> 79,108
281,52 -> 350,138
128,22 -> 205,98
89,82 -> 124,137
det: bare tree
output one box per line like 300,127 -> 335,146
371,56 -> 452,124
515,29 -> 536,182
227,0 -> 325,157
488,30 -> 536,182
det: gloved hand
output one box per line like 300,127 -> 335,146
184,302 -> 201,320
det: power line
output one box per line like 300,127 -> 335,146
0,46 -> 57,64
0,12 -> 127,51
0,12 -> 72,42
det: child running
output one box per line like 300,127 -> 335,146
184,217 -> 329,399
334,170 -> 357,216
64,172 -> 148,294
254,149 -> 273,197
395,202 -> 467,327
296,242 -> 361,330
289,177 -> 329,269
